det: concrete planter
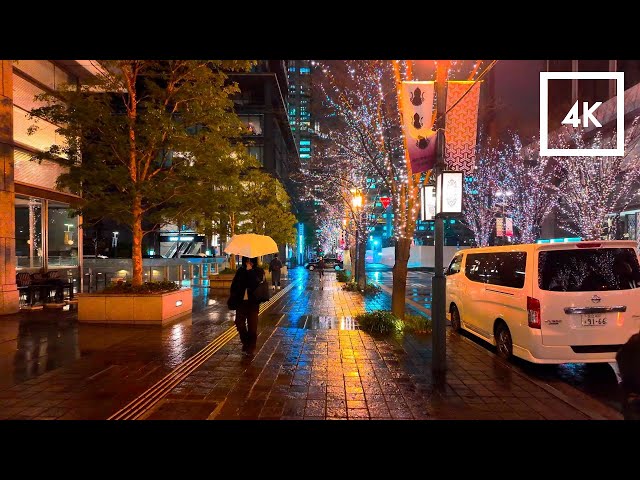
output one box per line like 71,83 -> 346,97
78,288 -> 193,325
208,273 -> 235,291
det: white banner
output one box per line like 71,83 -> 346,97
421,186 -> 436,221
505,217 -> 513,237
436,171 -> 463,215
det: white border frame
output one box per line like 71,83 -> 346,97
540,71 -> 624,156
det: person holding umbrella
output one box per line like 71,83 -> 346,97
228,256 -> 265,356
224,234 -> 278,356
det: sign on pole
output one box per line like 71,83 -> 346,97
435,171 -> 463,215
420,186 -> 436,221
505,217 -> 513,237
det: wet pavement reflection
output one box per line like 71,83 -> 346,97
0,268 -> 624,420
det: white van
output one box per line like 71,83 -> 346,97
445,240 -> 640,364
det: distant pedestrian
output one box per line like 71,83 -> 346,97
228,256 -> 265,356
317,256 -> 325,281
616,332 -> 640,420
269,253 -> 283,290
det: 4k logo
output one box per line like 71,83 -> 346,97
562,101 -> 602,128
540,71 -> 624,157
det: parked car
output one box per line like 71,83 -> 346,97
445,240 -> 640,364
305,257 -> 343,271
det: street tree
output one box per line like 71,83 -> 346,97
556,124 -> 640,240
461,150 -> 499,247
29,60 -> 253,285
297,125 -> 383,290
316,60 -> 427,317
501,134 -> 561,244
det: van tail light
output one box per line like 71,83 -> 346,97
576,242 -> 601,248
527,296 -> 541,329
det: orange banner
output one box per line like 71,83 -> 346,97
445,81 -> 481,175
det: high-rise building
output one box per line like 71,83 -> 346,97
286,60 -> 314,165
287,60 -> 319,259
229,60 -> 300,193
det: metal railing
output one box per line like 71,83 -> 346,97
82,257 -> 226,292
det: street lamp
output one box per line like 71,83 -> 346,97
351,189 -> 363,283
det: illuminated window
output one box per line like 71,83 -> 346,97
300,140 -> 311,146
300,67 -> 311,74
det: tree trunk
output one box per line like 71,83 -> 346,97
392,237 -> 411,319
132,193 -> 144,286
349,245 -> 356,279
229,213 -> 236,270
357,238 -> 366,290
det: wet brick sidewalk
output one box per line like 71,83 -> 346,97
0,269 -> 622,420
0,278 -> 291,420
152,270 -> 618,420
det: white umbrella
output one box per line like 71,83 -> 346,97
224,234 -> 278,258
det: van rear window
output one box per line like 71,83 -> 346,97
538,248 -> 640,291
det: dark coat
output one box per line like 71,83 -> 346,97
229,266 -> 265,307
269,258 -> 283,272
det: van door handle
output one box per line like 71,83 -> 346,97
486,288 -> 514,296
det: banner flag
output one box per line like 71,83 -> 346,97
444,81 -> 481,175
400,81 -> 436,174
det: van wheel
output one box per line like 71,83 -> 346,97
495,322 -> 513,360
450,305 -> 461,333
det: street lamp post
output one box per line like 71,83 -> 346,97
351,190 -> 363,284
432,62 -> 449,376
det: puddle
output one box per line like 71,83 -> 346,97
296,315 -> 358,330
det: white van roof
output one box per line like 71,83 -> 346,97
459,240 -> 638,255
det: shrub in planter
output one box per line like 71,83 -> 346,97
102,280 -> 180,295
403,314 -> 433,334
342,280 -> 359,292
219,267 -> 237,275
363,283 -> 381,296
356,311 -> 403,335
342,280 -> 381,296
336,270 -> 350,283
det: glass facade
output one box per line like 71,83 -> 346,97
15,196 -> 43,269
15,196 -> 79,271
48,201 -> 79,267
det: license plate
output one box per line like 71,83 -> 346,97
581,315 -> 607,326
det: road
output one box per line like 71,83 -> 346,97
370,267 -> 624,413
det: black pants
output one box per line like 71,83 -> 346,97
271,270 -> 281,287
235,301 -> 259,353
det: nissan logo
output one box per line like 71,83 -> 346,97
591,295 -> 601,304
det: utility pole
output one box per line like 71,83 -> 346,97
432,61 -> 449,376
